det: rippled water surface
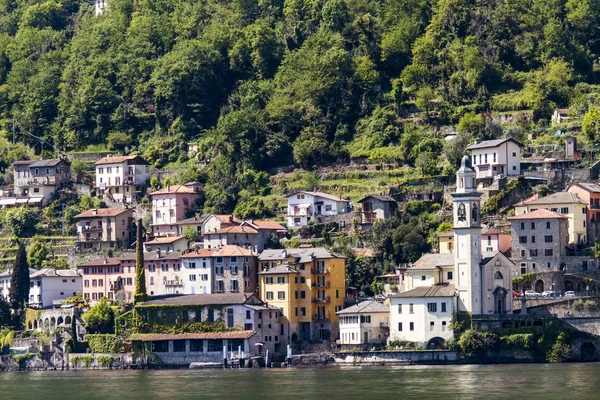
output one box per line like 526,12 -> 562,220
2,363 -> 600,399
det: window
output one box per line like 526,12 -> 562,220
421,275 -> 426,281
583,207 -> 587,214
532,262 -> 536,269
546,221 -> 551,229
230,266 -> 238,275
201,274 -> 208,281
441,302 -> 447,312
427,303 -> 437,312
398,322 -> 403,331
300,291 -> 306,299
494,271 -> 503,279
545,235 -> 553,243
325,204 -> 332,211
512,152 -> 517,157
484,154 -> 488,163
547,262 -> 551,268
266,277 -> 273,284
84,280 -> 89,287
447,271 -> 453,280
531,236 -> 535,243
173,340 -> 186,352
277,277 -> 285,284
410,322 -> 414,331
560,207 -> 569,214
189,275 -> 197,281
216,266 -> 224,275
430,321 -> 434,331
397,304 -> 402,314
190,339 -> 203,352
409,304 -> 414,314
161,264 -> 168,272
442,321 -> 447,331
530,249 -> 538,257
278,291 -> 285,300
216,280 -> 225,292
300,277 -> 306,283
520,222 -> 525,230
519,236 -> 527,244
493,153 -> 496,162
150,277 -> 154,285
520,250 -> 526,257
230,256 -> 237,263
231,280 -> 239,292
216,257 -> 223,263
266,291 -> 273,300
300,307 -> 306,316
545,249 -> 553,256
530,222 -> 535,229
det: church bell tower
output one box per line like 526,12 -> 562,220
452,155 -> 482,314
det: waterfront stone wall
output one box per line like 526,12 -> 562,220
334,350 -> 460,366
68,353 -> 133,370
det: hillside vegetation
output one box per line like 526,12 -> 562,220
2,0 -> 600,214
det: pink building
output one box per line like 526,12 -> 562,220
568,182 -> 600,243
79,257 -> 137,303
481,227 -> 511,254
150,183 -> 203,236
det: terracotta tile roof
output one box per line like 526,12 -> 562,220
390,284 -> 456,298
214,215 -> 241,224
144,236 -> 186,244
212,245 -> 256,257
482,227 -> 507,235
75,207 -> 132,218
149,185 -> 201,195
94,155 -> 148,165
508,209 -> 568,220
180,249 -> 216,258
130,331 -> 256,342
244,220 -> 287,231
79,258 -> 121,267
208,226 -> 259,235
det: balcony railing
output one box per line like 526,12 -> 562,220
362,212 -> 377,223
312,313 -> 330,322
312,296 -> 330,304
591,204 -> 600,210
311,268 -> 328,275
81,226 -> 102,231
165,280 -> 183,286
80,237 -> 102,242
312,281 -> 330,288
380,322 -> 390,328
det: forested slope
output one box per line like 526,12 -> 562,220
1,0 -> 600,212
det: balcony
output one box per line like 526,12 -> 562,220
380,321 -> 390,328
80,237 -> 102,242
81,225 -> 102,231
165,280 -> 183,287
362,212 -> 377,223
311,281 -> 330,288
312,313 -> 330,322
591,204 -> 600,210
311,268 -> 329,275
26,176 -> 57,185
312,296 -> 330,304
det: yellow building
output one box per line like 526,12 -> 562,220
437,232 -> 454,254
514,192 -> 588,244
258,248 -> 346,342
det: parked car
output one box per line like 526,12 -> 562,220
525,290 -> 541,297
564,291 -> 575,298
542,290 -> 554,298
512,290 -> 521,298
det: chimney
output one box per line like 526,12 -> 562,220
474,138 -> 481,144
92,209 -> 97,215
104,258 -> 108,264
157,248 -> 162,258
167,184 -> 171,192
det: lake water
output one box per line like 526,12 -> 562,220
1,363 -> 599,399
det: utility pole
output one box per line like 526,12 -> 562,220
62,203 -> 65,236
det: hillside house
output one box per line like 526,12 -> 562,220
337,300 -> 389,348
467,138 -> 521,179
94,155 -> 150,204
552,109 -> 569,127
144,236 -> 188,253
567,182 -> 600,243
356,195 -> 397,223
150,183 -> 203,236
286,191 -> 350,227
75,207 -> 135,251
29,269 -> 82,308
13,158 -> 71,206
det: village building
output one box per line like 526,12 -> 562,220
150,183 -> 203,236
75,207 -> 135,251
13,158 -> 71,206
28,269 -> 82,308
257,247 -> 346,342
481,227 -> 512,253
388,285 -> 457,349
286,191 -> 350,227
467,138 -> 521,179
130,293 -> 284,365
337,300 -> 389,348
79,257 -> 136,303
95,0 -> 107,15
94,155 -> 150,204
211,246 -> 258,295
180,249 -> 215,295
437,232 -> 454,254
203,220 -> 286,252
514,191 -> 588,245
567,182 -> 600,243
144,236 -> 188,253
552,108 -> 569,127
356,195 -> 397,223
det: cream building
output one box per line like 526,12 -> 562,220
337,300 -> 389,348
94,155 -> 150,204
75,207 -> 135,251
514,191 -> 588,244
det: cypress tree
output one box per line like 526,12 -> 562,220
134,219 -> 147,303
9,243 -> 30,327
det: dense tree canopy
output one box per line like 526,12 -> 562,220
2,0 -> 600,212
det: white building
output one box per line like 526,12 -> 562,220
466,138 -> 521,179
29,269 -> 82,308
0,269 -> 12,301
180,249 -> 215,295
94,155 -> 150,204
337,300 -> 389,348
95,0 -> 108,16
286,191 -> 350,227
144,236 -> 188,253
388,285 -> 457,348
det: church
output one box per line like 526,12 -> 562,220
388,156 -> 513,348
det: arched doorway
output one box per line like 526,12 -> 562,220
427,337 -> 445,349
50,317 -> 56,328
581,342 -> 597,361
577,282 -> 587,293
65,316 -> 72,325
535,280 -> 544,293
33,320 -> 38,329
565,281 -> 574,291
57,316 -> 64,326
